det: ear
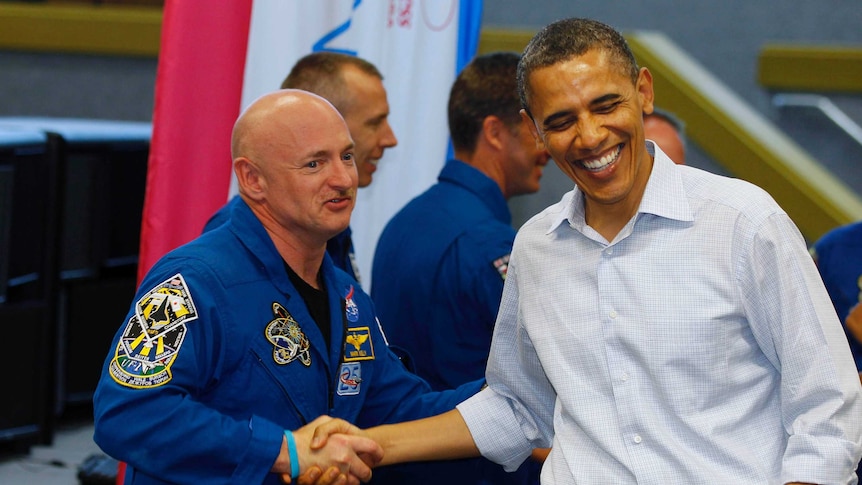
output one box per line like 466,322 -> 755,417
637,67 -> 655,116
234,157 -> 266,201
520,108 -> 545,150
481,115 -> 507,151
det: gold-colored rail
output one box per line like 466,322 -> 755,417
758,44 -> 862,93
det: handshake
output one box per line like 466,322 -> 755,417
274,409 -> 475,485
275,416 -> 382,485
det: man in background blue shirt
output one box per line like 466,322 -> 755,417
812,221 -> 862,376
371,52 -> 549,485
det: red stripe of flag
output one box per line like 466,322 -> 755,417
137,0 -> 254,283
125,1 -> 252,479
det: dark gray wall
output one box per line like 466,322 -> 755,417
0,51 -> 156,121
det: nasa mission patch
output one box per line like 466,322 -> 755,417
108,273 -> 198,389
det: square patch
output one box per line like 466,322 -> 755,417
336,362 -> 362,396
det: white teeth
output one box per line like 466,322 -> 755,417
581,145 -> 621,172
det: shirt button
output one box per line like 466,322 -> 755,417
633,435 -> 642,444
609,310 -> 618,319
605,248 -> 613,255
621,373 -> 629,382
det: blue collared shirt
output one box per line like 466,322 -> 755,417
372,159 -> 514,390
812,221 -> 862,371
371,159 -> 536,484
459,143 -> 862,484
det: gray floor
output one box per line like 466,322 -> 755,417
0,418 -> 108,485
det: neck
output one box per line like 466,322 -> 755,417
455,148 -> 508,200
250,202 -> 328,289
584,154 -> 654,242
281,250 -> 324,289
584,199 -> 637,242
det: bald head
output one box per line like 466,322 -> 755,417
232,89 -> 347,165
643,109 -> 686,165
231,89 -> 357,251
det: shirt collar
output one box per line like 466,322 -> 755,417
546,141 -> 694,235
441,159 -> 512,225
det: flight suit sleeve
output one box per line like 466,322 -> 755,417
92,260 -> 285,484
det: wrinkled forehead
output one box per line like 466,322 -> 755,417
522,47 -> 636,110
255,98 -> 352,161
527,51 -> 633,105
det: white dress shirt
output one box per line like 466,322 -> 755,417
458,143 -> 862,484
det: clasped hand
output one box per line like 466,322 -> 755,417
279,416 -> 380,485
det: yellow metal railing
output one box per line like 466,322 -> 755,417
0,2 -> 162,56
626,31 -> 862,240
758,44 -> 862,93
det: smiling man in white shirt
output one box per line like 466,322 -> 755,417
302,17 -> 862,485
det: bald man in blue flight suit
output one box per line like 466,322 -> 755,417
93,90 -> 479,485
203,52 -> 397,286
370,52 -> 550,485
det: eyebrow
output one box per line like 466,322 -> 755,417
301,141 -> 354,161
590,93 -> 623,107
304,149 -> 329,160
366,112 -> 388,126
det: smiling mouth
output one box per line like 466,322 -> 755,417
579,144 -> 622,172
327,193 -> 353,204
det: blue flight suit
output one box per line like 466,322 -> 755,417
370,159 -> 539,485
812,220 -> 862,370
203,196 -> 361,283
326,226 -> 361,284
93,198 -> 480,485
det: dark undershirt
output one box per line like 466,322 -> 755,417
284,262 -> 331,349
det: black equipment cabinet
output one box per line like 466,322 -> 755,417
0,118 -> 151,419
0,127 -> 60,448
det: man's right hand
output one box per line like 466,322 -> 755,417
277,416 -> 383,485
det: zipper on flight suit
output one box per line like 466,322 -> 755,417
329,297 -> 351,411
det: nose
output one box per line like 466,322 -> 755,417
538,147 -> 551,166
330,156 -> 357,190
380,120 -> 398,149
574,114 -> 605,151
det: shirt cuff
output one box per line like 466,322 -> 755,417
231,414 -> 284,483
457,387 -> 533,472
782,433 -> 862,484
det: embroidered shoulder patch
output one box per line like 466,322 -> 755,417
265,302 -> 311,367
109,273 -> 198,389
492,254 -> 511,280
344,285 -> 359,323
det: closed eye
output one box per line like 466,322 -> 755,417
543,115 -> 575,132
594,101 -> 621,114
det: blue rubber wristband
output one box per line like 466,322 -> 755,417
284,430 -> 300,481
